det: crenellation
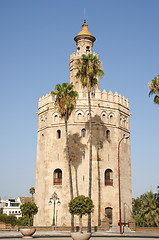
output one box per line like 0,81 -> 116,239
95,88 -> 101,99
114,92 -> 119,103
108,90 -> 113,102
38,93 -> 53,109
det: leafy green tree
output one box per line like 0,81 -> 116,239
149,75 -> 159,104
132,190 -> 159,227
20,202 -> 38,226
75,53 -> 104,232
68,195 -> 94,233
29,187 -> 35,202
0,214 -> 17,226
52,82 -> 78,232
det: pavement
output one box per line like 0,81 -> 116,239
0,230 -> 159,240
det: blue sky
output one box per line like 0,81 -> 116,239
0,0 -> 158,199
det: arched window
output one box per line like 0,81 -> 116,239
105,169 -> 113,186
57,130 -> 61,139
106,130 -> 110,141
54,115 -> 58,122
77,113 -> 82,120
109,114 -> 113,122
105,207 -> 113,224
81,128 -> 86,137
53,169 -> 62,185
86,46 -> 90,53
102,113 -> 106,121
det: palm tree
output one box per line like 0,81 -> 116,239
141,191 -> 159,227
29,187 -> 35,202
149,75 -> 159,104
52,83 -> 78,232
75,54 -> 104,232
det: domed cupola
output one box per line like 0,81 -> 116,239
74,20 -> 96,54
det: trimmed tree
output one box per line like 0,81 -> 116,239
51,82 -> 78,232
20,202 -> 38,226
68,195 -> 94,233
75,53 -> 104,232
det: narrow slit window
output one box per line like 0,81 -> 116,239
81,128 -> 86,137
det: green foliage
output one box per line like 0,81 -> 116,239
132,190 -> 159,227
0,214 -> 17,226
148,75 -> 159,104
75,53 -> 104,91
16,216 -> 33,226
29,187 -> 35,197
20,202 -> 38,226
51,83 -> 78,120
68,195 -> 94,217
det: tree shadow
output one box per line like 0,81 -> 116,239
85,114 -> 109,226
66,133 -> 87,196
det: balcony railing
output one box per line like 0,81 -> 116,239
53,178 -> 62,185
105,179 -> 113,186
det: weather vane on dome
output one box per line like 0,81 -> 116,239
84,8 -> 86,24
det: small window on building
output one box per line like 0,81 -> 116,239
53,168 -> 62,185
77,47 -> 80,51
82,150 -> 85,160
54,115 -> 58,122
106,130 -> 110,141
102,113 -> 106,121
81,128 -> 86,137
105,207 -> 113,224
105,169 -> 113,186
109,114 -> 113,121
77,113 -> 82,120
57,130 -> 61,139
86,46 -> 90,53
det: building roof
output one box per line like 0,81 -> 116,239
19,197 -> 34,204
77,23 -> 92,36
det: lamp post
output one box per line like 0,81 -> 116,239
118,134 -> 129,234
48,192 -> 61,227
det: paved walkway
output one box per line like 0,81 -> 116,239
0,231 -> 159,240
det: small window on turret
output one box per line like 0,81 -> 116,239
77,47 -> 80,52
86,46 -> 90,53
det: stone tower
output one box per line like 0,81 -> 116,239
34,21 -> 132,228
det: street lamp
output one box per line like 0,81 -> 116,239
48,192 -> 61,227
118,134 -> 129,234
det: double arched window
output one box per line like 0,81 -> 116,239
105,169 -> 113,186
53,169 -> 62,185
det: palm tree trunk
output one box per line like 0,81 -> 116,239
64,115 -> 74,232
87,90 -> 92,233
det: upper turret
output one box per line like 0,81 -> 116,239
74,20 -> 96,55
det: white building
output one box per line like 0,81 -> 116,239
2,198 -> 22,219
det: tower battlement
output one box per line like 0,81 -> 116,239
38,93 -> 53,108
70,52 -> 98,61
38,89 -> 129,110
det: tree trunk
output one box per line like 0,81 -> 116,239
79,215 -> 83,233
65,115 -> 74,232
87,90 -> 92,233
